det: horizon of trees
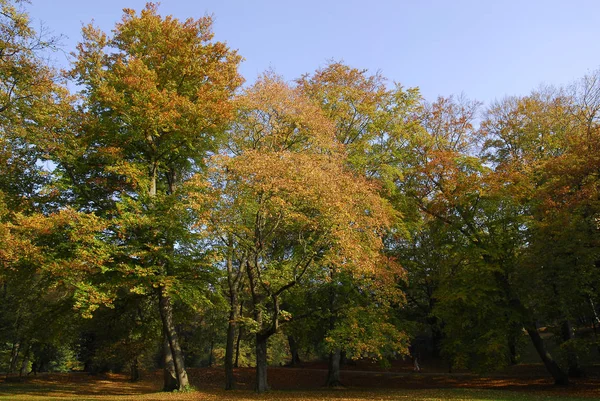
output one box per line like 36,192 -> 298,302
1,1 -> 599,393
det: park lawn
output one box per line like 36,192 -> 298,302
1,367 -> 599,401
0,387 -> 595,401
0,381 -> 596,401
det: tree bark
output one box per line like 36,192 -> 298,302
255,334 -> 269,393
224,309 -> 237,389
525,324 -> 569,385
234,324 -> 243,368
325,268 -> 342,387
225,244 -> 243,389
326,349 -> 342,387
208,341 -> 214,367
158,288 -> 189,391
162,336 -> 178,391
247,259 -> 271,393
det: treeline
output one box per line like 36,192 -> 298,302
1,1 -> 599,393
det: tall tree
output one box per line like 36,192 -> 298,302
0,0 -> 98,375
207,74 -> 397,392
298,62 -> 418,384
68,3 -> 242,391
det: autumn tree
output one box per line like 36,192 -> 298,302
67,3 -> 242,391
481,80 -> 600,379
206,74 -> 397,392
297,62 -> 418,384
397,95 -> 546,374
0,0 -> 99,375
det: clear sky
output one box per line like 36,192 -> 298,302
26,0 -> 600,105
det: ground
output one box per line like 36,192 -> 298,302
1,362 -> 599,400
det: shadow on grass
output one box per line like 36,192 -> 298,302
0,368 -> 599,400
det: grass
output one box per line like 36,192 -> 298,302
0,387 -> 593,401
0,366 -> 598,401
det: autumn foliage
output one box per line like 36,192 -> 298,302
1,1 -> 600,397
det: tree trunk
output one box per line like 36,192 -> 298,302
493,269 -> 568,385
225,246 -> 241,390
162,336 -> 178,391
255,335 -> 269,393
326,349 -> 342,387
208,341 -> 214,367
561,320 -> 584,377
158,288 -> 189,391
325,267 -> 341,387
287,335 -> 301,366
525,324 -> 569,385
234,325 -> 243,368
225,309 -> 237,389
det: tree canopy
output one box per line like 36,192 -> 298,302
1,0 -> 600,394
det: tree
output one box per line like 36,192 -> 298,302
482,80 -> 600,378
68,3 -> 242,391
0,0 -> 100,375
206,74 -> 396,392
399,94 -> 572,382
298,62 -> 417,384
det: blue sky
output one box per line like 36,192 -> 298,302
26,0 -> 600,104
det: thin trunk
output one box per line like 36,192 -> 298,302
325,267 -> 341,385
287,335 -> 301,366
158,288 -> 189,391
224,304 -> 237,389
248,260 -> 270,393
234,324 -> 243,368
162,336 -> 178,391
525,323 -> 569,385
255,334 -> 269,393
561,320 -> 584,377
326,349 -> 342,387
208,341 -> 214,367
225,243 -> 242,390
